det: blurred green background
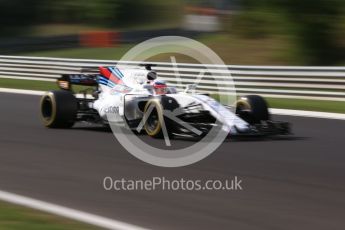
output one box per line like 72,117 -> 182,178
1,0 -> 344,65
1,1 -> 344,227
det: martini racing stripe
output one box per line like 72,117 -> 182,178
99,67 -> 123,85
99,80 -> 116,88
98,76 -> 116,88
110,67 -> 124,78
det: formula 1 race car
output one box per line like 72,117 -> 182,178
39,64 -> 290,138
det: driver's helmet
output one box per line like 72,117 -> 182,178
153,80 -> 168,95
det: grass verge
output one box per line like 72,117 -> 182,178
265,98 -> 345,114
0,201 -> 98,230
1,78 -> 344,114
0,78 -> 58,91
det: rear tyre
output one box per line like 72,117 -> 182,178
40,90 -> 77,128
236,95 -> 270,124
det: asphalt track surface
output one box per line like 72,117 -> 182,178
1,92 -> 345,230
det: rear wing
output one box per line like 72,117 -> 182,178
57,74 -> 98,90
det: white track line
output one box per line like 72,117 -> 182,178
0,190 -> 149,230
1,88 -> 344,120
0,87 -> 45,95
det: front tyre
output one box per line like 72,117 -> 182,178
143,99 -> 167,138
40,90 -> 77,128
236,95 -> 270,124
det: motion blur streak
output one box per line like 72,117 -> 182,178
0,93 -> 345,229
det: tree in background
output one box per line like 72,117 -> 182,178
0,0 -> 182,35
278,0 -> 344,65
233,0 -> 345,65
38,0 -> 118,26
0,0 -> 40,35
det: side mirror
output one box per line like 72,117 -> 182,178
184,84 -> 197,93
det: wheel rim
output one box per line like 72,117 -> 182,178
147,109 -> 158,131
41,96 -> 53,120
236,100 -> 251,114
144,102 -> 162,136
